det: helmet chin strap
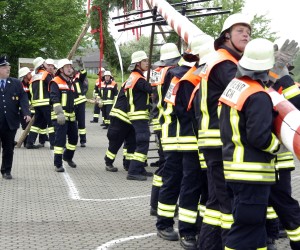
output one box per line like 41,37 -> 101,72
229,38 -> 244,53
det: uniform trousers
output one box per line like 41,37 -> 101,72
27,106 -> 54,146
105,117 -> 136,165
225,183 -> 270,250
128,120 -> 150,175
102,104 -> 113,125
150,130 -> 165,210
199,148 -> 232,250
75,102 -> 86,144
53,120 -> 78,167
156,151 -> 202,236
269,170 -> 300,250
0,120 -> 17,175
92,104 -> 101,122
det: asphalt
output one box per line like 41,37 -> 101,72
1,108 -> 297,250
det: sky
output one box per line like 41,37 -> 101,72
109,0 -> 300,45
243,0 -> 299,43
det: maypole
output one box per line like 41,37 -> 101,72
148,0 -> 206,44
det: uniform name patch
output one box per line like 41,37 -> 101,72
221,79 -> 249,104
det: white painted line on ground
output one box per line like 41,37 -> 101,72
96,233 -> 156,250
61,165 -> 150,201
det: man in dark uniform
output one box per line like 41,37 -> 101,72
0,56 -> 31,179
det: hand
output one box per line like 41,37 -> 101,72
57,113 -> 66,125
24,115 -> 31,123
98,99 -> 103,108
75,57 -> 84,69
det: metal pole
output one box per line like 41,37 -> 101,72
147,6 -> 157,82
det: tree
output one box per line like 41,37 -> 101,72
0,0 -> 86,76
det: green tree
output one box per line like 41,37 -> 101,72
0,0 -> 86,76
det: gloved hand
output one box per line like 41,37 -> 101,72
53,105 -> 65,125
269,39 -> 299,83
98,99 -> 103,108
75,57 -> 84,69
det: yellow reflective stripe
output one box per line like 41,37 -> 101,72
39,80 -> 43,100
48,127 -> 55,133
275,151 -> 295,170
29,126 -> 40,133
200,78 -> 209,130
128,110 -> 150,120
203,208 -> 221,226
221,213 -> 233,229
157,202 -> 176,218
283,85 -> 300,100
198,129 -> 222,147
74,95 -> 87,105
106,150 -> 116,160
230,108 -> 244,162
102,100 -> 114,104
267,206 -> 278,219
263,133 -> 280,154
178,207 -> 198,224
199,152 -> 207,169
78,128 -> 86,135
224,171 -> 275,182
125,153 -> 134,160
152,174 -> 163,187
39,128 -> 47,135
286,226 -> 300,241
31,99 -> 50,106
224,161 -> 275,172
133,152 -> 147,162
54,146 -> 64,154
62,93 -> 67,107
66,143 -> 76,151
198,204 -> 206,217
110,108 -> 131,124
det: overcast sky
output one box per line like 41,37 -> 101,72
110,0 -> 299,45
243,0 -> 299,43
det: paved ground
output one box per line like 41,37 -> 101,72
1,108 -> 298,250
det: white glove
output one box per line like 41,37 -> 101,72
54,105 -> 65,125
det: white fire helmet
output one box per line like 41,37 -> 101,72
19,67 -> 31,78
239,38 -> 274,71
160,43 -> 181,61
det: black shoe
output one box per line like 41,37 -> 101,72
267,238 -> 277,250
102,126 -> 108,129
157,227 -> 179,241
26,144 -> 41,149
2,173 -> 12,180
100,123 -> 106,126
38,143 -> 45,147
105,164 -> 118,172
50,145 -> 54,150
55,166 -> 65,172
179,235 -> 197,250
63,158 -> 77,168
150,207 -> 157,216
142,171 -> 153,177
127,174 -> 147,181
90,120 -> 98,123
80,143 -> 86,147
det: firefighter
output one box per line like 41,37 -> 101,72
266,40 -> 300,249
45,58 -> 56,77
125,51 -> 153,181
156,37 -> 211,250
100,71 -> 118,129
218,38 -> 280,249
196,14 -> 252,249
26,57 -> 55,150
18,67 -> 33,146
90,67 -> 105,123
73,62 -> 88,147
104,77 -> 136,172
50,59 -> 78,173
149,42 -> 181,215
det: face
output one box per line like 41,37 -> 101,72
0,65 -> 11,78
137,59 -> 149,71
47,64 -> 55,75
23,72 -> 32,83
104,75 -> 110,81
225,24 -> 251,53
61,64 -> 73,77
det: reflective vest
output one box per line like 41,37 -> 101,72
124,71 -> 150,121
73,72 -> 87,105
101,80 -> 118,105
198,49 -> 238,148
151,66 -> 173,131
109,82 -> 131,124
51,76 -> 76,121
219,77 -> 279,184
29,69 -> 51,107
